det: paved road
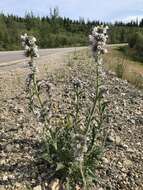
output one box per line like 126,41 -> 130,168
0,47 -> 86,69
0,44 -> 127,69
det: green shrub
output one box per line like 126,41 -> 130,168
128,32 -> 143,57
128,32 -> 139,48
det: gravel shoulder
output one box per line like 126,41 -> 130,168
0,49 -> 143,190
0,51 -> 74,189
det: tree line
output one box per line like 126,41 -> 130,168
1,9 -> 143,50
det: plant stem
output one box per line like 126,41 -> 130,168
33,72 -> 43,108
80,161 -> 87,190
74,87 -> 80,130
86,56 -> 100,134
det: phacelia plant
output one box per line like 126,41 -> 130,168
21,26 -> 109,190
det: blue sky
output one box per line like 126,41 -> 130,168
0,0 -> 143,22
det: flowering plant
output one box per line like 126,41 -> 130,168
89,25 -> 108,56
21,27 -> 108,190
21,33 -> 39,58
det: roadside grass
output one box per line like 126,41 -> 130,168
118,46 -> 143,63
103,47 -> 143,89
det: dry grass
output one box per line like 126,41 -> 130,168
104,47 -> 143,89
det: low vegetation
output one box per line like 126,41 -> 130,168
104,47 -> 143,89
20,26 -> 109,189
117,31 -> 143,64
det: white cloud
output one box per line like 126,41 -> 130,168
122,15 -> 143,22
0,0 -> 143,22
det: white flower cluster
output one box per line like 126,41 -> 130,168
21,33 -> 39,58
89,25 -> 108,56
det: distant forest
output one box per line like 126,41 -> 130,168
1,8 -> 143,50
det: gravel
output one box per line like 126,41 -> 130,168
0,50 -> 143,189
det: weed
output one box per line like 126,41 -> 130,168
21,25 -> 109,189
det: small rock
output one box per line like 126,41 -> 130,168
49,179 -> 62,190
15,144 -> 20,149
6,144 -> 13,152
117,161 -> 123,168
123,159 -> 133,167
3,175 -> 8,180
107,134 -> 114,143
130,119 -> 136,124
0,159 -> 6,165
121,144 -> 128,149
115,136 -> 121,145
121,167 -> 127,173
136,142 -> 141,146
17,107 -> 24,113
15,182 -> 21,187
31,179 -> 36,184
107,132 -> 121,145
8,174 -> 15,180
0,115 -> 6,121
33,185 -> 42,190
127,148 -> 135,153
102,157 -> 109,164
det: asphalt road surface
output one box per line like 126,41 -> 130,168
0,47 -> 86,69
0,44 -> 127,70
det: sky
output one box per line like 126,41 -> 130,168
0,0 -> 143,22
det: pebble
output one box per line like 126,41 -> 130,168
102,157 -> 109,164
6,144 -> 13,152
127,148 -> 135,153
123,159 -> 133,167
33,185 -> 42,190
107,132 -> 121,146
